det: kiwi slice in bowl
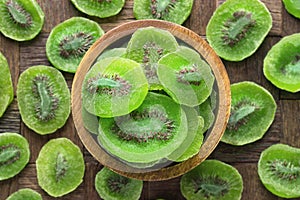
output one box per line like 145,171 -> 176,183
6,188 -> 42,200
180,159 -> 243,200
70,0 -> 125,18
283,0 -> 300,19
206,0 -> 272,61
133,0 -> 194,25
46,17 -> 104,73
0,0 -> 44,41
17,65 -> 70,135
221,81 -> 276,146
97,47 -> 126,61
263,33 -> 300,93
258,143 -> 300,198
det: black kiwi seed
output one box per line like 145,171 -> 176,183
267,159 -> 300,181
0,144 -> 21,166
176,64 -> 202,86
6,0 -> 32,28
150,0 -> 177,19
55,153 -> 68,182
107,175 -> 129,193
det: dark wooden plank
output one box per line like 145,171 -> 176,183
282,2 -> 300,36
0,99 -> 20,133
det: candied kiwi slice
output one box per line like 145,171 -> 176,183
157,46 -> 215,106
0,52 -> 13,118
180,159 -> 243,200
17,65 -> 70,135
82,57 -> 148,118
97,92 -> 188,163
6,188 -> 42,200
221,81 -> 276,146
206,0 -> 272,61
258,143 -> 300,198
0,132 -> 30,181
36,138 -> 85,197
133,0 -> 193,25
263,33 -> 300,93
70,0 -> 125,18
95,167 -> 143,200
125,27 -> 178,90
283,0 -> 300,19
46,17 -> 104,73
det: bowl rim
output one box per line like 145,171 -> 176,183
71,19 -> 231,181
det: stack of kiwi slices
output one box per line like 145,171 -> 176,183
81,26 -> 216,170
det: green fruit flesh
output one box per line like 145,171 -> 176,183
17,65 -> 70,135
197,96 -> 216,133
97,48 -> 126,61
258,143 -> 300,198
6,188 -> 42,200
283,0 -> 300,19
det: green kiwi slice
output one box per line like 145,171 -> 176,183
6,188 -> 42,200
36,138 -> 85,197
97,92 -> 188,163
125,27 -> 178,90
221,81 -> 276,146
133,0 -> 194,25
258,143 -> 300,198
46,17 -> 104,73
283,0 -> 300,19
82,57 -> 148,118
0,52 -> 13,118
0,0 -> 44,41
263,33 -> 300,93
157,46 -> 215,106
70,0 -> 125,18
97,47 -> 126,61
0,132 -> 30,181
17,65 -> 70,135
206,0 -> 272,61
197,96 -> 216,133
180,159 -> 243,200
95,167 -> 143,200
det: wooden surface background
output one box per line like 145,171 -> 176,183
0,0 -> 299,199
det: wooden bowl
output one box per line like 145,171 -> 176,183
72,20 -> 231,181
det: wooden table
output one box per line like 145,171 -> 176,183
1,0 -> 300,199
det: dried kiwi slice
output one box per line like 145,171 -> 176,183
97,48 -> 126,61
221,81 -> 276,146
0,0 -> 44,41
133,0 -> 193,25
157,46 -> 215,106
82,57 -> 148,118
263,33 -> 300,92
180,159 -> 243,200
125,27 -> 178,90
6,188 -> 42,200
17,65 -> 70,135
46,17 -> 104,73
70,0 -> 125,18
97,92 -> 188,163
36,138 -> 85,197
206,0 -> 272,61
0,52 -> 13,118
283,0 -> 300,19
258,143 -> 300,198
0,132 -> 30,181
95,167 -> 143,200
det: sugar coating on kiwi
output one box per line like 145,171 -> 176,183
36,138 -> 85,197
0,132 -> 30,181
206,0 -> 272,61
180,159 -> 243,200
258,143 -> 300,198
6,188 -> 42,200
0,0 -> 44,41
0,52 -> 14,118
283,0 -> 300,19
46,17 -> 104,73
95,167 -> 143,200
17,65 -> 70,135
263,33 -> 300,93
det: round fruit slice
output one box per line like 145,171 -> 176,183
97,92 -> 188,163
283,0 -> 300,19
6,188 -> 42,200
180,159 -> 243,200
125,27 -> 178,90
206,0 -> 272,61
36,138 -> 85,197
0,52 -> 13,118
263,33 -> 300,93
82,57 -> 148,118
95,167 -> 143,200
258,143 -> 300,198
221,81 -> 276,146
0,132 -> 30,181
17,65 -> 70,135
46,17 -> 104,73
70,0 -> 125,18
0,0 -> 44,41
157,46 -> 215,106
133,0 -> 194,25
